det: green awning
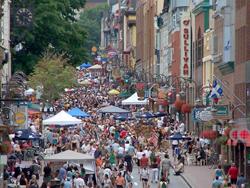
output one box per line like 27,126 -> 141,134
27,103 -> 41,110
119,91 -> 132,98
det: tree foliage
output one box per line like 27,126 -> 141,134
28,52 -> 77,102
78,3 -> 109,58
11,0 -> 87,74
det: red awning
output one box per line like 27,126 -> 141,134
227,139 -> 237,146
246,135 -> 250,147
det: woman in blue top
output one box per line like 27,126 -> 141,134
214,165 -> 224,180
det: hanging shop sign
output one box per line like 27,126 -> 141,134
199,110 -> 213,122
180,12 -> 191,78
213,105 -> 230,119
192,108 -> 203,122
15,112 -> 26,125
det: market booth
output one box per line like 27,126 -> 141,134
44,150 -> 96,186
121,92 -> 148,105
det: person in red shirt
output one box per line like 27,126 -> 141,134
140,153 -> 149,173
228,163 -> 238,185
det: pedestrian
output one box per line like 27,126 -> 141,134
151,158 -> 159,183
140,167 -> 149,188
103,174 -> 112,188
115,172 -> 125,188
17,172 -> 28,188
140,153 -> 149,173
215,165 -> 224,180
64,177 -> 73,188
125,171 -> 133,188
227,163 -> 238,185
212,176 -> 223,188
236,173 -> 246,188
43,163 -> 52,183
160,154 -> 171,180
73,173 -> 86,188
28,174 -> 39,188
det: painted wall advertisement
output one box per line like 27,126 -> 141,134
180,12 -> 191,78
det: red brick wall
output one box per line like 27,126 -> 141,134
234,0 -> 250,118
171,31 -> 180,77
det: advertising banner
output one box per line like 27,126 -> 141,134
180,12 -> 191,78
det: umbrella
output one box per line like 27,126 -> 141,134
15,129 -> 41,140
97,105 -> 130,114
80,62 -> 92,70
168,132 -> 191,140
154,112 -> 168,117
114,114 -> 134,121
136,112 -> 155,119
68,107 -> 90,118
108,89 -> 120,95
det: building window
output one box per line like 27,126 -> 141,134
196,27 -> 203,67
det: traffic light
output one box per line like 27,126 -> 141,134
125,79 -> 129,83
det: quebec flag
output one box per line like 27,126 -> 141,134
209,80 -> 223,98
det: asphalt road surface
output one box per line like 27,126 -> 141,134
131,166 -> 190,188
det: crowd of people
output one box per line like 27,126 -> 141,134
2,71 -> 248,188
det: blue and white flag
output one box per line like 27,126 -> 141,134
209,80 -> 223,98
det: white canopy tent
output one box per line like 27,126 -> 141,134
44,150 -> 95,174
122,92 -> 148,105
44,150 -> 94,161
42,110 -> 82,125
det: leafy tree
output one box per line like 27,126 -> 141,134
78,3 -> 109,58
28,52 -> 77,102
11,0 -> 87,74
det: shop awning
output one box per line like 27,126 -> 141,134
226,139 -> 237,146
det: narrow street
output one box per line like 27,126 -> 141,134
131,167 -> 190,188
0,0 -> 249,188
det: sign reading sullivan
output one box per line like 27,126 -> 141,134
180,12 -> 191,78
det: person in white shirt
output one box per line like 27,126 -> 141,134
136,149 -> 143,173
178,122 -> 185,134
124,141 -> 130,152
74,174 -> 85,188
30,124 -> 37,133
112,142 -> 119,153
117,145 -> 125,159
157,119 -> 163,128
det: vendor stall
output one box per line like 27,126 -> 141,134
44,150 -> 96,174
42,110 -> 82,126
121,92 -> 148,105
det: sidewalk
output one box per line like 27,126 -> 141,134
169,152 -> 214,188
181,165 -> 214,188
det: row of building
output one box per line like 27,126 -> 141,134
101,0 -> 250,120
100,0 -> 250,178
0,0 -> 11,91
